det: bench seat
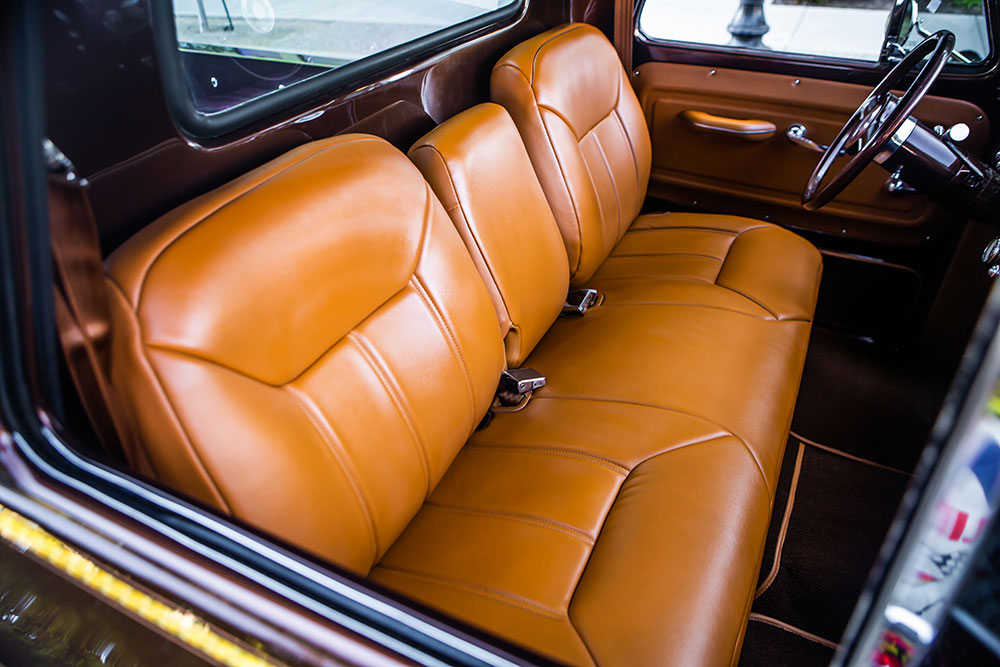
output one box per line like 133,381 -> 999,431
104,22 -> 822,667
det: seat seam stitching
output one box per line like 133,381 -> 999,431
714,228 -> 780,320
590,274 -> 715,284
410,275 -> 477,430
588,127 -> 628,242
467,442 -> 629,474
714,283 -> 779,320
567,435 -> 757,661
625,225 -> 743,234
143,281 -> 412,387
575,133 -> 616,265
285,385 -> 380,562
604,301 -> 773,318
421,503 -> 594,544
372,566 -> 565,619
528,24 -> 589,85
348,331 -> 432,498
611,106 -> 641,204
609,251 -> 725,260
534,395 -> 771,494
597,302 -> 797,320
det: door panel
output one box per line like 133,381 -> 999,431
635,62 -> 990,246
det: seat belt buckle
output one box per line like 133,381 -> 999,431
562,288 -> 599,316
500,368 -> 547,395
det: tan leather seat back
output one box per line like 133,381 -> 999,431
492,23 -> 652,285
105,135 -> 505,573
410,104 -> 570,367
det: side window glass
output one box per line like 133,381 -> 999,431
638,0 -> 990,66
171,0 -> 520,114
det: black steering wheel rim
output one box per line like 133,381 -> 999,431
802,30 -> 956,211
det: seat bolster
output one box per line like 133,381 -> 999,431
570,440 -> 771,667
595,212 -> 823,321
716,225 -> 824,322
105,277 -> 228,511
372,402 -> 771,666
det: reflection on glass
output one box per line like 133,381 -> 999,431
638,0 -> 989,64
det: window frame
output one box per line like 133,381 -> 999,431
634,0 -> 998,77
152,0 -> 526,139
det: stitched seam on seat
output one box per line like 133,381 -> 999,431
528,24 -> 588,85
609,251 -> 726,260
575,133 -> 616,268
348,331 -> 432,498
499,64 -> 585,277
130,137 -> 381,311
601,302 -> 776,320
535,395 -> 771,494
714,228 -> 780,319
590,274 -> 715,284
588,126 -> 627,241
373,566 -> 565,618
421,503 -> 595,544
566,435 -> 757,659
468,442 -> 629,474
624,225 -> 743,234
611,107 -> 641,204
714,284 -> 778,320
107,280 -> 230,513
285,385 -> 380,563
144,280 -> 412,388
411,144 -> 512,328
410,276 -> 477,431
536,103 -> 592,140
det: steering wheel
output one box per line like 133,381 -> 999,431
802,30 -> 956,211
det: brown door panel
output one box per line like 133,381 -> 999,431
635,63 -> 990,245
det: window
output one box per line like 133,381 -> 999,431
157,0 -> 521,137
638,0 -> 990,65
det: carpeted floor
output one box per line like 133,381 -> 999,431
738,328 -> 949,665
790,328 -> 952,472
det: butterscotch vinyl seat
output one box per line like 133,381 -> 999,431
104,25 -> 822,667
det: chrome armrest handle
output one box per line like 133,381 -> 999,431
787,124 -> 830,154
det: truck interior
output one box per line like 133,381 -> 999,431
7,0 -> 1000,664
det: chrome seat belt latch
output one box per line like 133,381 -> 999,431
500,368 -> 547,395
562,288 -> 599,316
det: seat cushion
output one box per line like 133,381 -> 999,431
372,399 -> 771,666
590,212 -> 823,322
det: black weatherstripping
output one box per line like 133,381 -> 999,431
151,0 -> 526,139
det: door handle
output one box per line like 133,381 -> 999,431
786,123 -> 830,153
679,110 -> 777,141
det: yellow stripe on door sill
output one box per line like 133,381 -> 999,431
0,505 -> 281,667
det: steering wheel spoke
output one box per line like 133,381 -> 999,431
802,31 -> 956,211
